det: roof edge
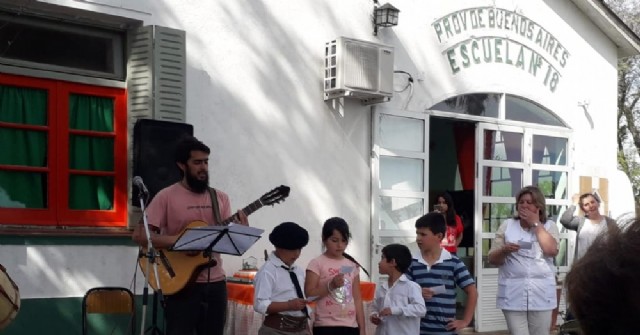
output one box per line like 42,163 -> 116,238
570,0 -> 640,57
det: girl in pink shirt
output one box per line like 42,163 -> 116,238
304,217 -> 369,335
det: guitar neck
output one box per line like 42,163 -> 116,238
219,199 -> 263,226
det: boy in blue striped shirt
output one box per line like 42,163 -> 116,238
406,212 -> 478,335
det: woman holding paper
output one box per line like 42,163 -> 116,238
487,185 -> 560,335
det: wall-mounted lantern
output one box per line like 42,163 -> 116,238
373,3 -> 400,36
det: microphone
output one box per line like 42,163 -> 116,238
133,176 -> 149,195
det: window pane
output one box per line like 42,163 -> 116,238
380,156 -> 424,191
69,135 -> 114,171
380,236 -> 416,245
555,238 -> 569,267
505,95 -> 565,126
69,175 -> 113,210
534,170 -> 568,199
0,128 -> 47,167
0,85 -> 48,125
547,205 -> 567,223
533,135 -> 567,165
431,93 -> 500,118
379,114 -> 424,152
69,94 -> 114,132
482,238 -> 499,268
482,203 -> 515,232
482,167 -> 522,197
0,18 -> 120,75
69,94 -> 115,171
0,171 -> 46,208
379,196 -> 423,231
483,130 -> 522,162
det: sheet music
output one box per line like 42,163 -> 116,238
171,224 -> 264,256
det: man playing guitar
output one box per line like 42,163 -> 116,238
133,135 -> 248,335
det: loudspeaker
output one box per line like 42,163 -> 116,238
133,119 -> 194,205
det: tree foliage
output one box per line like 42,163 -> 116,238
605,0 -> 640,210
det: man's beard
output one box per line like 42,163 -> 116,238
185,171 -> 209,193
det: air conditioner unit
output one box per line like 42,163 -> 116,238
324,37 -> 394,104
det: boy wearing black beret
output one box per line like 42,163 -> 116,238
254,222 -> 311,335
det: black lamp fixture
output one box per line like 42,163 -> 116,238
373,2 -> 400,36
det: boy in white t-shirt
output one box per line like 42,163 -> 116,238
370,244 -> 426,335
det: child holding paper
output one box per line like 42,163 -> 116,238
406,212 -> 478,335
304,217 -> 369,335
254,222 -> 311,335
371,243 -> 426,335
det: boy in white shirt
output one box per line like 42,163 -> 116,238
370,244 -> 426,335
254,222 -> 311,335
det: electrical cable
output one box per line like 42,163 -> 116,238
393,70 -> 413,92
394,70 -> 414,109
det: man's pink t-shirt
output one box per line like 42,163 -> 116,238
306,254 -> 359,328
146,182 -> 231,283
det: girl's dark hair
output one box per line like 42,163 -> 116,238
322,217 -> 370,277
381,244 -> 412,273
435,192 -> 457,227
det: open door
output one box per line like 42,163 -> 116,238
371,107 -> 429,282
474,123 -> 572,331
474,123 -> 524,331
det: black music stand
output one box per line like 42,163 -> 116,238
171,224 -> 264,258
168,224 -> 263,333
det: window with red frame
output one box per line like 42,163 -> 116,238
0,74 -> 127,227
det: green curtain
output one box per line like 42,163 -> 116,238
0,85 -> 47,209
68,94 -> 114,210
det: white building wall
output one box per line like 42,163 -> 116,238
0,0 -> 630,308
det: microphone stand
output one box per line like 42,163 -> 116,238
138,191 -> 164,335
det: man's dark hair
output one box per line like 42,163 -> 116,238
415,212 -> 446,237
174,136 -> 210,176
565,219 -> 640,335
381,243 -> 412,273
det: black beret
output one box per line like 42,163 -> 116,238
269,222 -> 309,250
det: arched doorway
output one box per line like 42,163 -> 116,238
370,93 -> 573,331
432,93 -> 572,331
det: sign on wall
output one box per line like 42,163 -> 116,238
432,6 -> 571,93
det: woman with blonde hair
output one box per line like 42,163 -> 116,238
487,185 -> 559,335
560,192 -> 617,262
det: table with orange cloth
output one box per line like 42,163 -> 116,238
225,281 -> 377,335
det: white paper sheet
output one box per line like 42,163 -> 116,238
431,285 -> 446,295
517,240 -> 533,250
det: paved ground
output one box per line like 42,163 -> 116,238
460,328 -> 560,334
460,330 -> 509,335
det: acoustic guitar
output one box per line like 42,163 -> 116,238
138,185 -> 290,295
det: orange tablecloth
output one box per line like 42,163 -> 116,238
224,281 -> 377,335
227,281 -> 376,305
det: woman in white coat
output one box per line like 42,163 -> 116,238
487,185 -> 559,335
